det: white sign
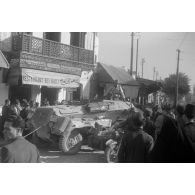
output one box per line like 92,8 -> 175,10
22,68 -> 80,88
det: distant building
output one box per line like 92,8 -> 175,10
0,32 -> 99,105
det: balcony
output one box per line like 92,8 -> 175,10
12,34 -> 94,72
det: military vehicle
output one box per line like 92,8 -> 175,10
27,100 -> 134,154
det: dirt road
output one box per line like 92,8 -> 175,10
39,147 -> 107,163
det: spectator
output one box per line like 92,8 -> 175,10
21,99 -> 28,109
7,103 -> 19,119
149,110 -> 195,163
42,98 -> 50,106
15,99 -> 22,115
118,111 -> 154,163
20,101 -> 30,122
143,109 -> 156,141
154,113 -> 164,137
1,99 -> 11,125
1,116 -> 41,163
29,100 -> 35,109
182,104 -> 195,154
35,102 -> 39,109
175,103 -> 186,130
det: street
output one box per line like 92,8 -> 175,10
39,146 -> 106,163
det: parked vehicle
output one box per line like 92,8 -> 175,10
27,100 -> 133,154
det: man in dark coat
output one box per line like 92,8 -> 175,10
149,112 -> 195,163
118,112 -> 154,163
182,104 -> 195,155
1,99 -> 10,125
1,116 -> 41,163
143,109 -> 156,141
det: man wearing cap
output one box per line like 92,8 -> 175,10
1,116 -> 41,163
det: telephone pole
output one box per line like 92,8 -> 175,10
156,71 -> 158,81
175,49 -> 180,107
93,32 -> 96,64
130,32 -> 135,76
153,67 -> 156,80
136,38 -> 139,78
141,58 -> 145,78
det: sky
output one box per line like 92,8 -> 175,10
98,32 -> 195,88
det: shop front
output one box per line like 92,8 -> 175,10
7,67 -> 80,105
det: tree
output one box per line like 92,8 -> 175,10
162,72 -> 190,101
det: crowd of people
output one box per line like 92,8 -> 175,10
0,96 -> 195,163
117,102 -> 195,163
0,99 -> 39,134
0,98 -> 41,162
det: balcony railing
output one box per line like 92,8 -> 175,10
12,34 -> 94,65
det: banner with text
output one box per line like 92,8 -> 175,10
22,68 -> 80,88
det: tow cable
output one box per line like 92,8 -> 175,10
24,125 -> 43,138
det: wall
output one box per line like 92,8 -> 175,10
94,33 -> 99,63
122,85 -> 139,99
61,32 -> 70,45
0,32 -> 12,52
32,32 -> 44,39
85,32 -> 99,63
80,70 -> 93,100
0,69 -> 9,107
0,83 -> 9,106
0,83 -> 8,115
58,88 -> 66,103
85,33 -> 93,50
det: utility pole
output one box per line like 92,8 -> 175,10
156,71 -> 158,81
93,32 -> 96,64
141,58 -> 145,78
153,67 -> 156,80
130,32 -> 135,76
175,49 -> 180,107
135,38 -> 139,78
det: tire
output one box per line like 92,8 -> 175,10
59,128 -> 83,155
105,145 -> 119,163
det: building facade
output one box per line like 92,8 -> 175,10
0,32 -> 99,105
0,49 -> 9,110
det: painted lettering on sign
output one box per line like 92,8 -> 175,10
21,68 -> 80,87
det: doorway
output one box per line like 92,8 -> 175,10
9,85 -> 31,103
41,86 -> 59,105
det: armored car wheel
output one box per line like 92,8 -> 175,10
59,128 -> 83,155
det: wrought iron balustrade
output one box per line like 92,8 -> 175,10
12,34 -> 94,65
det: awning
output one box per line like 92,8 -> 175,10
8,68 -> 80,88
96,62 -> 139,86
0,50 -> 9,68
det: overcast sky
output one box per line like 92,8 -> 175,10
98,32 -> 195,87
